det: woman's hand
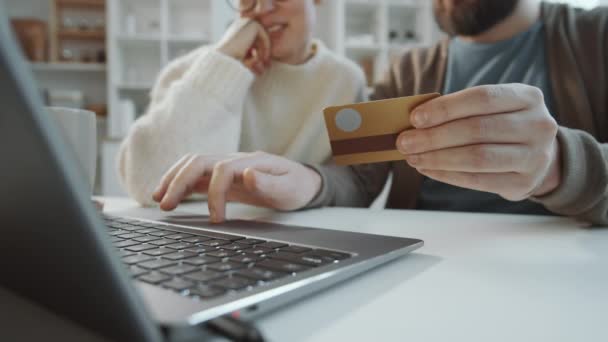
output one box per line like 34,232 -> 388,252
152,152 -> 322,223
216,18 -> 272,76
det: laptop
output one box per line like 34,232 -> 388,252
0,3 -> 422,341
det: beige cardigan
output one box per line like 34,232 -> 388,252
309,3 -> 608,225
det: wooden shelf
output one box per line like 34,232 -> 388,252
57,0 -> 105,9
58,29 -> 106,41
116,35 -> 162,43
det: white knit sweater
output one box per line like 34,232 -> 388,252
118,40 -> 366,205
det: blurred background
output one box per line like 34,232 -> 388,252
6,0 -> 605,196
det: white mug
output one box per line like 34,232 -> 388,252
46,107 -> 97,193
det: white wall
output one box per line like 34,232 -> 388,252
6,0 -> 49,19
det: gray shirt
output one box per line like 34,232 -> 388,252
417,22 -> 555,215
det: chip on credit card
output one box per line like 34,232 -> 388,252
322,93 -> 441,165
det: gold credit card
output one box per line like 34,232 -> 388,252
323,93 -> 441,165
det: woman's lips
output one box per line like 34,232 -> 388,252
266,23 -> 287,40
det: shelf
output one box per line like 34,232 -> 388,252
345,43 -> 383,51
30,62 -> 106,72
57,0 -> 105,9
116,34 -> 162,43
117,83 -> 153,91
344,0 -> 380,10
385,0 -> 420,7
167,36 -> 208,44
58,29 -> 106,41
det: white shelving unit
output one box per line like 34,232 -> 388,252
102,0 -> 235,195
316,0 -> 439,88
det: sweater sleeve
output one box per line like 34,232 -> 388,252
118,48 -> 255,205
532,126 -> 608,226
303,62 -> 397,209
305,163 -> 390,209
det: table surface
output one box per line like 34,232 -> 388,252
99,197 -> 608,342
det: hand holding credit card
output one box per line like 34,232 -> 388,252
323,93 -> 441,165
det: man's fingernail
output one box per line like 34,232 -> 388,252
412,109 -> 427,127
406,155 -> 420,165
399,137 -> 413,153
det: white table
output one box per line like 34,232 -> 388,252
101,197 -> 608,342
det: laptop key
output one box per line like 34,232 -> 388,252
210,276 -> 255,291
311,249 -> 351,260
110,236 -> 124,243
200,239 -> 230,247
143,248 -> 175,256
108,230 -> 127,236
133,236 -> 161,243
114,240 -> 140,248
165,233 -> 194,240
271,252 -> 334,267
116,232 -> 145,239
129,265 -> 149,277
123,254 -> 155,265
119,249 -> 136,257
159,264 -> 197,276
162,278 -> 194,291
230,253 -> 264,264
135,223 -> 157,228
125,244 -> 157,252
207,261 -> 246,272
257,259 -> 310,274
182,256 -> 220,266
221,243 -> 252,251
236,267 -> 287,282
256,242 -> 288,249
189,285 -> 226,299
195,231 -> 244,242
162,251 -> 197,261
184,270 -> 224,283
135,228 -> 160,234
148,230 -> 175,237
206,249 -> 238,258
185,246 -> 216,254
182,236 -> 212,243
280,246 -> 312,254
138,271 -> 171,284
149,238 -> 177,246
249,247 -> 275,256
117,225 -> 141,232
166,242 -> 194,250
138,259 -> 177,270
238,238 -> 266,245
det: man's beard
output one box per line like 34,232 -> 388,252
433,0 -> 520,36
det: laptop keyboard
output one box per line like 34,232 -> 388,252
102,215 -> 352,300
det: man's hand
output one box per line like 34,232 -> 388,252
216,18 -> 271,75
152,152 -> 321,223
396,84 -> 561,201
